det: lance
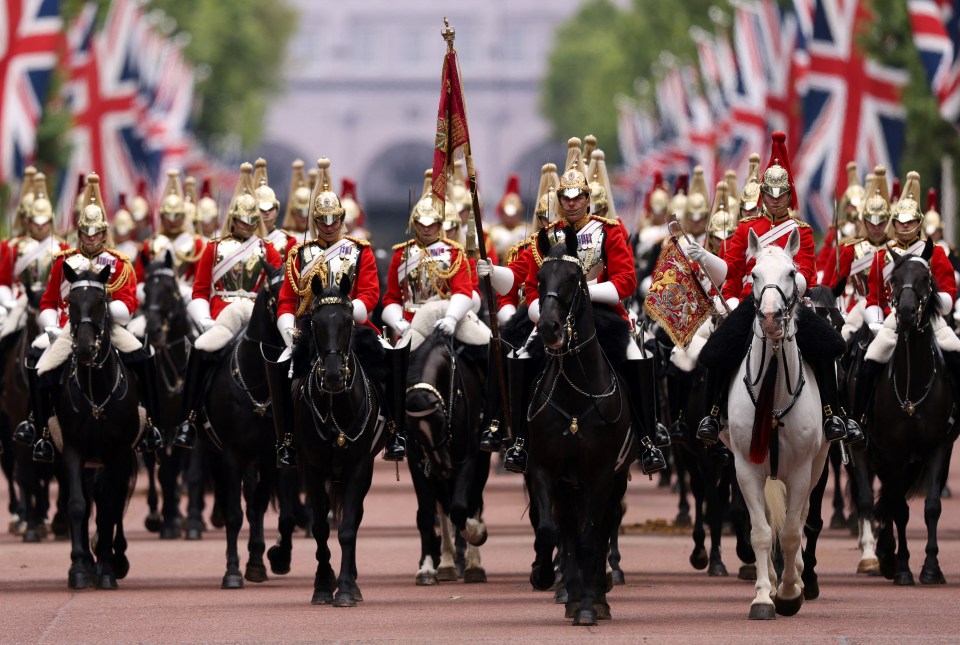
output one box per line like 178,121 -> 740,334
441,19 -> 513,444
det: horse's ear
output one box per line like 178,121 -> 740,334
831,276 -> 847,299
163,249 -> 174,269
785,229 -> 801,258
339,273 -> 352,298
565,225 -> 578,257
139,249 -> 150,270
888,245 -> 901,263
536,228 -> 550,259
62,261 -> 79,284
310,273 -> 324,300
96,264 -> 111,285
922,237 -> 934,261
747,228 -> 762,259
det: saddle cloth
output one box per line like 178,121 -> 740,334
0,294 -> 28,340
865,313 -> 960,364
36,323 -> 143,376
407,300 -> 491,352
193,299 -> 255,352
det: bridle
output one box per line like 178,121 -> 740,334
753,275 -> 799,340
890,256 -> 932,333
539,254 -> 595,355
310,295 -> 355,394
889,256 -> 937,416
69,280 -> 110,368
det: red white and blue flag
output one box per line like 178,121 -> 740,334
908,0 -> 960,127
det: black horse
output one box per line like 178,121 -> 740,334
525,229 -> 632,626
280,276 -> 387,606
55,264 -> 141,589
200,264 -> 285,589
405,321 -> 490,586
868,241 -> 957,585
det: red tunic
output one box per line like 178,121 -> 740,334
497,242 -> 533,310
721,212 -> 817,301
41,249 -> 139,327
277,236 -> 380,330
524,216 -> 637,320
383,239 -> 474,323
866,241 -> 957,314
0,236 -> 69,288
192,236 -> 283,319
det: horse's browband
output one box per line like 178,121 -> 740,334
907,256 -> 930,269
70,280 -> 106,291
150,268 -> 177,279
317,296 -> 352,308
543,255 -> 583,268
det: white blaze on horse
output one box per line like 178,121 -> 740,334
724,229 -> 829,620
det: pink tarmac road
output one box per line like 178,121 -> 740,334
3,452 -> 960,644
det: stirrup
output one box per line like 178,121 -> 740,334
13,417 -> 36,446
843,416 -> 865,446
823,416 -> 846,444
696,415 -> 720,446
32,429 -> 55,464
276,438 -> 297,469
173,413 -> 197,449
639,436 -> 666,476
382,426 -> 406,462
654,422 -> 671,448
138,420 -> 164,453
478,420 -> 502,452
503,438 -> 527,474
713,443 -> 734,466
669,419 -> 689,443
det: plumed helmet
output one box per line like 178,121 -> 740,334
923,187 -> 942,236
253,158 -> 280,212
27,172 -> 54,226
841,161 -> 866,213
760,132 -> 796,208
77,173 -> 109,235
283,160 -> 310,231
449,159 -> 472,215
197,179 -> 219,224
533,163 -> 560,230
860,166 -> 891,226
669,174 -> 688,217
131,179 -> 150,223
308,158 -> 346,233
498,174 -> 523,219
648,171 -> 670,214
685,166 -> 709,222
740,153 -> 762,211
159,169 -> 185,222
409,169 -> 442,228
558,138 -> 589,199
708,181 -> 737,241
339,177 -> 364,227
223,162 -> 264,237
587,149 -> 617,219
113,194 -> 135,237
15,166 -> 37,228
893,171 -> 922,224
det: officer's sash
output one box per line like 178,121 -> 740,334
14,238 -> 55,278
757,219 -> 797,248
882,239 -> 926,281
850,246 -> 878,276
212,236 -> 261,284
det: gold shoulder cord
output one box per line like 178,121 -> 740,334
175,236 -> 205,264
107,259 -> 133,295
420,245 -> 464,299
285,247 -> 329,316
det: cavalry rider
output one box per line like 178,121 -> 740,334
705,182 -> 737,259
853,171 -> 960,423
381,170 -> 478,459
340,177 -> 371,241
738,154 -> 762,219
284,160 -> 312,241
270,158 -> 386,468
134,169 -> 206,297
820,166 -> 892,318
0,166 -> 38,304
688,131 -> 864,447
487,174 -> 528,260
254,158 -> 297,259
111,195 -> 141,260
515,154 -> 666,475
196,179 -> 220,241
817,161 -> 865,283
173,162 -> 284,449
680,166 -> 710,244
22,174 -> 163,460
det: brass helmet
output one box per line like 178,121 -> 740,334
648,172 -> 670,215
340,177 -> 364,227
587,149 -> 617,219
183,176 -> 198,226
923,187 -> 942,237
223,162 -> 265,237
159,169 -> 186,223
197,179 -> 219,224
685,165 -> 709,223
707,181 -> 737,241
130,179 -> 150,223
441,189 -> 462,239
558,148 -> 590,200
409,169 -> 442,228
284,160 -> 310,231
27,172 -> 54,227
669,174 -> 688,217
77,173 -> 110,236
113,194 -> 135,237
533,162 -> 560,231
760,132 -> 795,206
581,134 -> 597,178
309,158 -> 346,234
841,161 -> 866,213
740,153 -> 762,211
892,171 -> 922,224
15,166 -> 38,231
253,158 -> 280,213
498,174 -> 523,219
860,166 -> 890,226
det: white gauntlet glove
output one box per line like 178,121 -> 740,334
496,304 -> 517,325
476,259 -> 515,295
685,242 -> 728,285
187,298 -> 214,332
277,313 -> 298,349
433,293 -> 472,336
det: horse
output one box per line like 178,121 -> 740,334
280,275 -> 387,606
54,264 -> 142,589
724,229 -> 829,619
869,240 -> 957,586
140,252 -> 199,539
199,263 -> 285,589
405,321 -> 490,587
525,229 -> 632,626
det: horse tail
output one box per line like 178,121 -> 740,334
764,477 -> 787,542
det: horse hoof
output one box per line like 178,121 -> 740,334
159,526 -> 181,540
774,593 -> 803,616
749,603 -> 776,620
803,579 -> 819,600
267,545 -> 291,576
708,562 -> 728,577
23,529 -> 42,543
463,567 -> 487,584
245,562 -> 268,583
675,511 -> 692,527
7,517 -> 20,534
595,602 -> 612,620
68,570 -> 91,590
96,573 -> 118,590
333,591 -> 357,608
114,554 -> 130,580
564,601 -> 576,619
610,569 -> 626,586
573,608 -> 598,626
210,504 -> 225,529
415,572 -> 438,586
12,520 -> 25,536
920,567 -> 946,585
437,566 -> 458,582
690,549 -> 709,571
857,557 -> 880,575
311,590 -> 334,605
221,573 -> 244,589
738,564 -> 757,581
185,528 -> 202,541
144,513 -> 163,533
530,566 -> 554,592
894,571 -> 915,586
555,587 -> 568,605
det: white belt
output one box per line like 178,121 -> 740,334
214,290 -> 257,300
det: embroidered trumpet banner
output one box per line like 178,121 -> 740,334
643,240 -> 712,348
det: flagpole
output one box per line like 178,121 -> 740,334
441,19 -> 514,444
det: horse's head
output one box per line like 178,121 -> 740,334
143,251 -> 183,349
748,228 -> 801,341
889,238 -> 939,331
63,262 -> 112,366
406,337 -> 454,478
309,272 -> 354,393
535,227 -> 586,350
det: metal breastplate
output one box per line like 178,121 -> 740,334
406,242 -> 454,307
547,223 -> 605,281
61,252 -> 119,299
267,229 -> 289,257
215,237 -> 266,293
300,240 -> 360,290
150,232 -> 199,276
14,237 -> 58,292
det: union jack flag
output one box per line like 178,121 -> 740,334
908,0 -> 960,127
792,0 -> 908,230
0,0 -> 62,185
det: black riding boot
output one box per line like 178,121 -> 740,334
696,368 -> 728,445
504,354 -> 536,474
852,359 -> 883,428
26,363 -> 56,464
120,349 -> 164,453
173,349 -> 215,449
264,358 -> 296,468
478,342 -> 510,452
810,357 -> 860,444
382,341 -> 410,462
622,357 -> 667,476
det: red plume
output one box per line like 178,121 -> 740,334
136,178 -> 147,198
926,187 -> 938,212
891,178 -> 901,201
764,131 -> 797,209
497,174 -> 521,217
340,177 -> 357,199
200,178 -> 213,199
117,193 -> 127,209
674,173 -> 688,195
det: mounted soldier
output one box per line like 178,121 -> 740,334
111,194 -> 140,260
173,162 -> 284,449
196,179 -> 220,241
284,160 -> 311,240
817,161 -> 865,284
254,158 -> 297,260
487,174 -> 528,260
340,177 -> 371,242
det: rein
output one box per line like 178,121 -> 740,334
889,256 -> 939,416
231,338 -> 271,416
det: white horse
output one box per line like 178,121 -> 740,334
723,229 -> 829,620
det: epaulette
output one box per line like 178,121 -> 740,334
739,214 -> 761,223
793,218 -> 811,229
392,239 -> 415,251
53,248 -> 77,259
345,235 -> 371,247
505,239 -> 531,265
842,237 -> 863,247
443,238 -> 465,252
590,214 -> 619,227
105,248 -> 130,263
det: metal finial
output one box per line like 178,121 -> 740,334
442,17 -> 456,52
